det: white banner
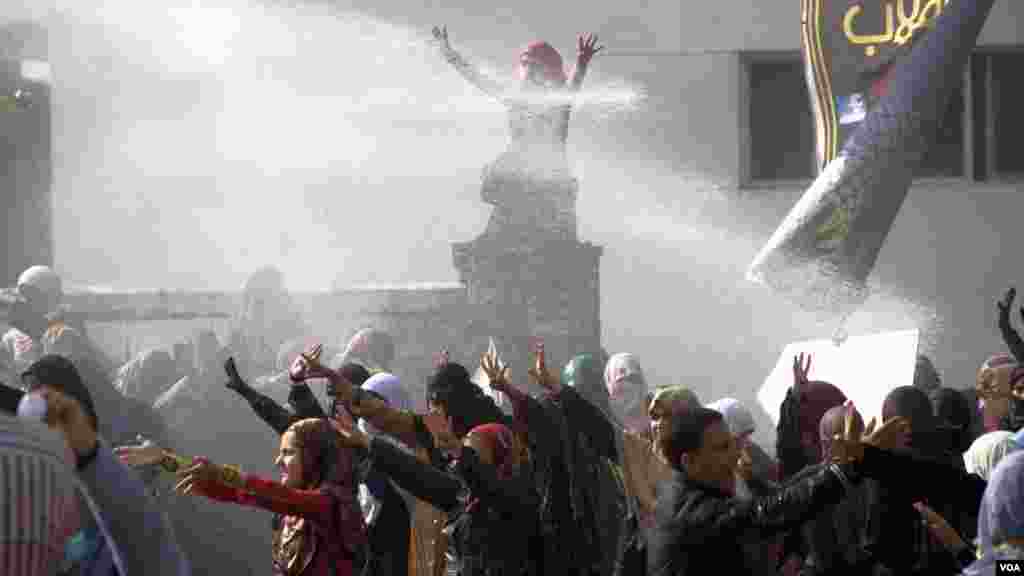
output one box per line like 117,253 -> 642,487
758,329 -> 919,426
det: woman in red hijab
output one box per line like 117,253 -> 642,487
117,418 -> 366,576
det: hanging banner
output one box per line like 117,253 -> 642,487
758,329 -> 920,425
748,0 -> 995,319
802,0 -> 953,169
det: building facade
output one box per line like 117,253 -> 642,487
4,2 -> 1024,443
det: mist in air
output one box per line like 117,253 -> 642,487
5,0 -> 942,445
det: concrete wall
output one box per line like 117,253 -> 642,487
69,283 -> 470,406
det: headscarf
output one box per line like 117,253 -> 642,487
706,398 -> 756,438
799,382 -> 848,443
114,348 -> 178,405
463,423 -> 518,516
604,353 -> 648,422
964,431 -> 1016,481
819,404 -> 863,463
339,328 -> 394,375
17,265 -> 62,314
708,397 -> 758,501
564,354 -> 609,412
357,374 -> 413,525
777,380 -> 846,477
930,387 -> 973,454
427,362 -> 506,438
360,372 -> 411,438
0,413 -> 79,576
362,373 -> 410,412
979,354 -> 1017,432
649,386 -> 701,415
274,418 -> 364,576
23,354 -> 99,430
518,41 -> 567,85
912,355 -> 941,392
1013,428 -> 1024,451
883,386 -> 940,457
466,423 -> 517,480
965,451 -> 1024,575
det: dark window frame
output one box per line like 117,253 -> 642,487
740,51 -> 818,187
739,50 -> 986,187
972,47 -> 1024,182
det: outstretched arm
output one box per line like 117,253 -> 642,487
433,26 -> 505,101
569,33 -> 604,92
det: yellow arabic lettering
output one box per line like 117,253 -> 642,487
894,0 -> 948,45
845,0 -> 948,51
843,4 -> 896,46
893,0 -> 922,46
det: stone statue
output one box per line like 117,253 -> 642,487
432,27 -> 603,236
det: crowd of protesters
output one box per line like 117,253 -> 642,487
3,260 -> 1024,576
2,13 -> 1022,574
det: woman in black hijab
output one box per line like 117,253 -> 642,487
864,386 -> 985,575
929,387 -> 975,461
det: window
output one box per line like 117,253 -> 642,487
745,56 -> 817,182
988,52 -> 1024,177
743,48 -> 1024,185
917,82 -> 965,179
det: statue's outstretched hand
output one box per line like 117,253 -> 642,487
432,26 -> 452,52
577,33 -> 604,66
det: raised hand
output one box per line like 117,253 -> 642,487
434,348 -> 451,370
998,287 -> 1017,328
289,344 -> 334,382
432,26 -> 452,51
480,348 -> 511,394
827,404 -> 910,463
527,340 -> 560,393
861,414 -> 910,452
792,353 -> 812,393
224,357 -> 248,392
576,33 -> 604,66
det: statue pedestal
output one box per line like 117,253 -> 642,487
453,172 -> 602,387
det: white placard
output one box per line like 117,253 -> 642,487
758,329 -> 920,426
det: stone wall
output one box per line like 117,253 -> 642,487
66,283 -> 471,408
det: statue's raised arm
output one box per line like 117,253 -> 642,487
569,33 -> 604,92
433,26 -> 506,101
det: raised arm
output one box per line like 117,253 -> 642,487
669,463 -> 850,546
432,26 -> 506,101
368,435 -> 463,512
290,346 -> 421,448
997,288 -> 1024,362
224,358 -> 298,435
569,33 -> 604,92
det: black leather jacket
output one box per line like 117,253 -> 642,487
647,461 -> 855,576
367,437 -> 541,576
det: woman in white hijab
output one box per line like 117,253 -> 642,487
963,430 -> 1017,481
705,397 -> 778,499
